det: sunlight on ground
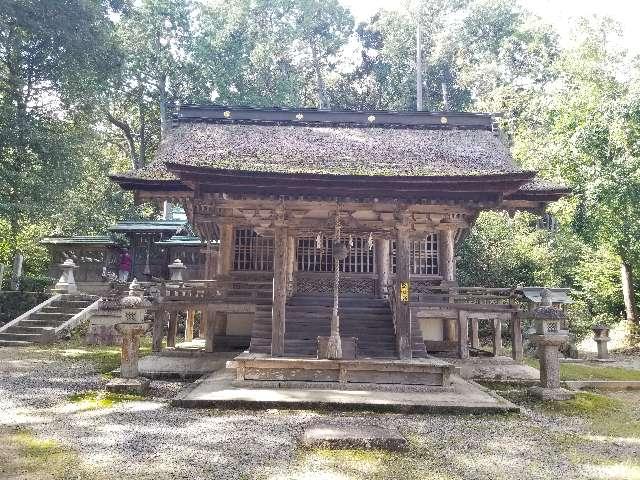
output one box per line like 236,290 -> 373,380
0,427 -> 98,480
65,390 -> 143,411
582,462 -> 640,480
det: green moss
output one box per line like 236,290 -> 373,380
526,358 -> 640,381
0,427 -> 99,479
67,390 -> 143,410
540,392 -> 640,437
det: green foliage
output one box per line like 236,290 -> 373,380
457,211 -> 557,288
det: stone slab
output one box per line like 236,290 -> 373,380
138,351 -> 236,379
106,377 -> 150,395
172,369 -> 519,414
529,386 -> 576,401
301,423 -> 408,451
449,356 -> 540,383
564,380 -> 640,391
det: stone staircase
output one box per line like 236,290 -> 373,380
250,295 -> 428,358
0,294 -> 99,346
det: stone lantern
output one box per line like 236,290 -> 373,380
106,279 -> 152,395
592,324 -> 612,361
168,259 -> 187,282
529,289 -> 575,401
53,259 -> 78,294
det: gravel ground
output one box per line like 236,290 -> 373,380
1,347 -> 639,480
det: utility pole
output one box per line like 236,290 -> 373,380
416,20 -> 423,111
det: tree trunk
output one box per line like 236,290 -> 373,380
310,44 -> 328,109
621,261 -> 639,325
158,73 -> 168,139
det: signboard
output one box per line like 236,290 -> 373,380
400,282 -> 410,303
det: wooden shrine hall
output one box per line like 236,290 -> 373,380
111,104 -> 569,388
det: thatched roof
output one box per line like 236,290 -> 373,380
114,122 -> 525,182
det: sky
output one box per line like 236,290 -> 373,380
340,0 -> 640,52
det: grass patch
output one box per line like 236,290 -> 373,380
67,390 -> 143,410
539,392 -> 640,437
525,358 -> 640,381
0,427 -> 98,479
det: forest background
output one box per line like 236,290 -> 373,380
2,0 -> 639,341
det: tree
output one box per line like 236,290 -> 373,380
0,0 -> 120,256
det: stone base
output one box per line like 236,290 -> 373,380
106,377 -> 150,395
301,423 -> 408,451
529,385 -> 576,401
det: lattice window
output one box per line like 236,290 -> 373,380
233,228 -> 273,271
391,233 -> 439,275
297,236 -> 374,273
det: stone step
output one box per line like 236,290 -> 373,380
0,340 -> 34,347
29,312 -> 73,322
0,332 -> 48,342
41,306 -> 84,314
20,319 -> 62,328
4,325 -> 54,335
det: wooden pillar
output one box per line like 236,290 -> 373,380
152,310 -> 165,352
167,311 -> 178,348
439,228 -> 455,282
492,317 -> 502,357
219,224 -> 234,275
375,238 -> 390,298
185,310 -> 195,343
510,312 -> 523,363
457,310 -> 469,359
395,227 -> 412,359
199,311 -> 208,339
443,318 -> 457,343
205,310 -> 216,353
287,234 -> 296,297
470,318 -> 480,349
271,226 -> 288,357
215,312 -> 227,335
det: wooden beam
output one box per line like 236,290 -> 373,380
375,238 -> 390,298
271,226 -> 288,356
205,310 -> 216,353
511,312 -> 523,363
185,310 -> 195,343
457,310 -> 469,359
219,224 -> 234,275
439,227 -> 455,282
152,310 -> 165,352
492,317 -> 502,357
395,227 -> 412,359
167,312 -> 178,348
470,318 -> 480,349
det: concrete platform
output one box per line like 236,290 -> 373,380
301,423 -> 408,450
172,369 -> 519,414
138,350 -> 236,379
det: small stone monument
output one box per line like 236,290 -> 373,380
591,324 -> 613,362
53,259 -> 78,294
106,279 -> 152,395
529,289 -> 576,401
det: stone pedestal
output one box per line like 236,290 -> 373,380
53,259 -> 78,294
592,324 -> 612,361
106,280 -> 152,395
107,322 -> 151,395
529,333 -> 575,400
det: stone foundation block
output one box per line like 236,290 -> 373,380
529,385 -> 576,401
301,423 -> 408,451
106,377 -> 150,395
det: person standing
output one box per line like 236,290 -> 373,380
118,248 -> 132,283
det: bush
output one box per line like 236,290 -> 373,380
19,275 -> 55,293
